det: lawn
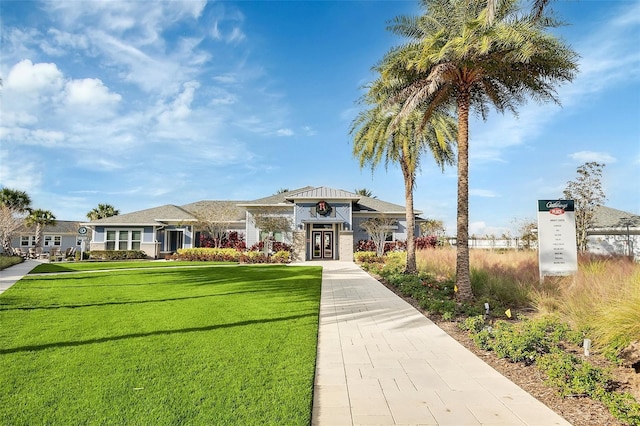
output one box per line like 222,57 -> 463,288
0,263 -> 322,425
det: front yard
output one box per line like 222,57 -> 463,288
0,263 -> 322,425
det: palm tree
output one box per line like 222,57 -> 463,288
376,0 -> 578,299
354,188 -> 377,198
25,209 -> 57,249
0,188 -> 32,253
86,204 -> 120,221
352,101 -> 456,274
0,188 -> 32,213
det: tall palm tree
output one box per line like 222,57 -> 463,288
352,101 -> 456,274
86,204 -> 120,221
0,188 -> 32,253
25,209 -> 57,249
377,0 -> 578,299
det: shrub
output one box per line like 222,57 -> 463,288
199,232 -> 246,250
354,251 -> 381,264
174,248 -> 240,262
415,236 -> 438,249
537,351 -> 610,397
271,250 -> 291,263
248,241 -> 292,253
239,251 -> 269,264
88,250 -> 147,260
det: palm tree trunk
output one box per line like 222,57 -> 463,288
35,223 -> 42,249
402,161 -> 417,274
456,92 -> 474,301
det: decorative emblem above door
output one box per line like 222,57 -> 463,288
316,200 -> 332,216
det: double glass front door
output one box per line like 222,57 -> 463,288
312,231 -> 333,259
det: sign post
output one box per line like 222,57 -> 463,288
537,200 -> 578,280
77,226 -> 88,261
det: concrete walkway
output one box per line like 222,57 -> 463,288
310,261 -> 571,426
0,259 -> 40,294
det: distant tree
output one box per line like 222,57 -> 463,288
0,188 -> 32,253
86,203 -> 120,221
420,219 -> 446,237
191,202 -> 242,249
360,216 -> 398,257
514,218 -> 538,250
251,208 -> 293,254
24,209 -> 57,249
275,188 -> 290,194
563,162 -> 607,252
354,188 -> 376,198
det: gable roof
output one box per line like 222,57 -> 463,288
84,186 -> 416,225
181,200 -> 248,222
84,204 -> 197,226
591,206 -> 640,229
18,220 -> 80,234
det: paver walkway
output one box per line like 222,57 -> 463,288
310,261 -> 571,426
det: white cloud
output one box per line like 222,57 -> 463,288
569,151 -> 617,164
156,81 -> 200,128
276,128 -> 294,137
470,189 -> 499,198
5,60 -> 63,94
0,151 -> 42,192
64,78 -> 122,107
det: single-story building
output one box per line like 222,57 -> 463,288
10,220 -> 81,254
587,205 -> 640,261
82,186 -> 421,261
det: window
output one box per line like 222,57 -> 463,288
44,235 -> 62,247
20,236 -> 35,247
259,231 -> 283,242
106,230 -> 116,250
105,229 -> 142,250
131,230 -> 141,250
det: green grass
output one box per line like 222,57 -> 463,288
29,260 -> 233,274
0,263 -> 322,425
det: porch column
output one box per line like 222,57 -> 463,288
338,231 -> 354,262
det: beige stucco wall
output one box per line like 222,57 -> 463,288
339,231 -> 354,261
292,231 -> 305,262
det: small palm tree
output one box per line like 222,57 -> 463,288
352,101 -> 456,273
354,188 -> 376,198
0,188 -> 32,253
25,209 -> 57,249
86,204 -> 120,221
376,0 -> 578,299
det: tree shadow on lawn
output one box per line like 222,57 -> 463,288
0,312 -> 317,355
0,286 -> 296,311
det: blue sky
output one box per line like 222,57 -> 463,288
1,0 -> 639,237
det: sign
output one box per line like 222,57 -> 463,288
78,226 -> 88,235
316,200 -> 332,216
537,200 -> 578,279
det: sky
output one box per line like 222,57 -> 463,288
1,0 -> 639,237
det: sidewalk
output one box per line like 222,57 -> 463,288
310,261 -> 571,426
0,259 -> 40,294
